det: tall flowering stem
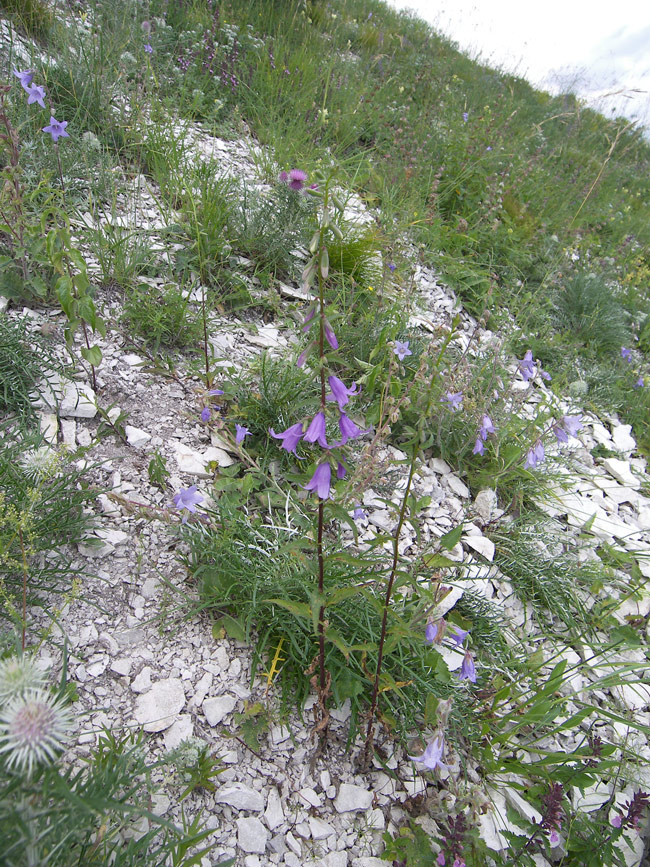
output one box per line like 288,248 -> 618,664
363,324 -> 457,765
313,179 -> 333,739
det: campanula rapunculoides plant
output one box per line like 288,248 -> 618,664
268,167 -> 370,740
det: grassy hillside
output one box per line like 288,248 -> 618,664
1,1 -> 650,865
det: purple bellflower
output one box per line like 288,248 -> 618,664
335,413 -> 369,446
462,111 -> 468,122
42,117 -> 69,142
635,376 -> 645,388
388,262 -> 396,272
327,375 -> 358,410
303,411 -> 329,448
562,415 -> 582,437
324,321 -> 338,350
13,69 -> 34,91
553,424 -> 568,443
472,437 -> 485,456
394,340 -> 412,361
200,407 -> 211,422
208,388 -> 224,396
296,343 -> 313,367
336,461 -> 347,479
442,391 -> 463,412
479,415 -> 495,439
524,440 -> 545,469
549,830 -> 560,846
144,43 -> 153,54
304,462 -> 331,499
26,84 -> 46,108
621,347 -> 632,362
425,621 -> 443,644
269,422 -> 304,453
437,854 -> 446,866
448,625 -> 470,646
301,305 -> 316,331
519,350 -> 536,381
235,424 -> 250,445
457,651 -> 476,682
408,733 -> 445,771
353,504 -> 366,521
173,486 -> 203,522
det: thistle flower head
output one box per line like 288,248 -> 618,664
19,446 -> 59,482
0,688 -> 72,775
0,656 -> 46,704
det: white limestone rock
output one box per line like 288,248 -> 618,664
59,381 -> 97,418
172,440 -> 234,475
333,783 -> 373,813
125,425 -> 151,448
462,532 -> 495,561
602,458 -> 640,489
163,715 -> 194,750
215,783 -> 265,812
474,488 -> 497,522
264,787 -> 284,830
134,678 -> 185,732
236,817 -> 268,854
203,694 -> 237,726
611,424 -> 636,453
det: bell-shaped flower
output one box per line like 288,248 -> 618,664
335,413 -> 368,446
303,411 -> 329,448
327,375 -> 358,410
304,462 -> 331,499
408,733 -> 446,771
457,651 -> 476,683
269,422 -> 304,453
324,321 -> 338,350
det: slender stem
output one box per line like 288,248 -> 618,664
363,447 -> 418,762
363,328 -> 456,763
54,144 -> 66,204
202,284 -> 210,387
314,189 -> 329,736
18,529 -> 28,651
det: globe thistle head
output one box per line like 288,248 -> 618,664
0,655 -> 47,705
0,688 -> 72,775
19,446 -> 59,483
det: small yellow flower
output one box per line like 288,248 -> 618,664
367,285 -> 374,292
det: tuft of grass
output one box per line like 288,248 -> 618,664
121,282 -> 204,352
491,518 -> 600,635
0,0 -> 53,40
552,271 -> 631,356
0,317 -> 62,430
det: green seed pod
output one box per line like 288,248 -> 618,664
320,246 -> 329,279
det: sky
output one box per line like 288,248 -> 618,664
386,0 -> 650,129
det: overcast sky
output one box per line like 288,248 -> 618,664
386,0 -> 650,128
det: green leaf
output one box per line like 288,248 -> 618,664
220,615 -> 246,642
422,552 -> 457,569
81,345 -> 102,366
264,599 -> 312,620
439,524 -> 463,550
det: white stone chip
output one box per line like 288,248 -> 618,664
236,817 -> 268,854
125,425 -> 151,448
333,783 -> 373,813
134,678 -> 185,732
59,381 -> 97,418
602,458 -> 640,489
264,787 -> 284,830
202,694 -> 237,726
163,715 -> 194,750
462,533 -> 495,561
215,783 -> 265,812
